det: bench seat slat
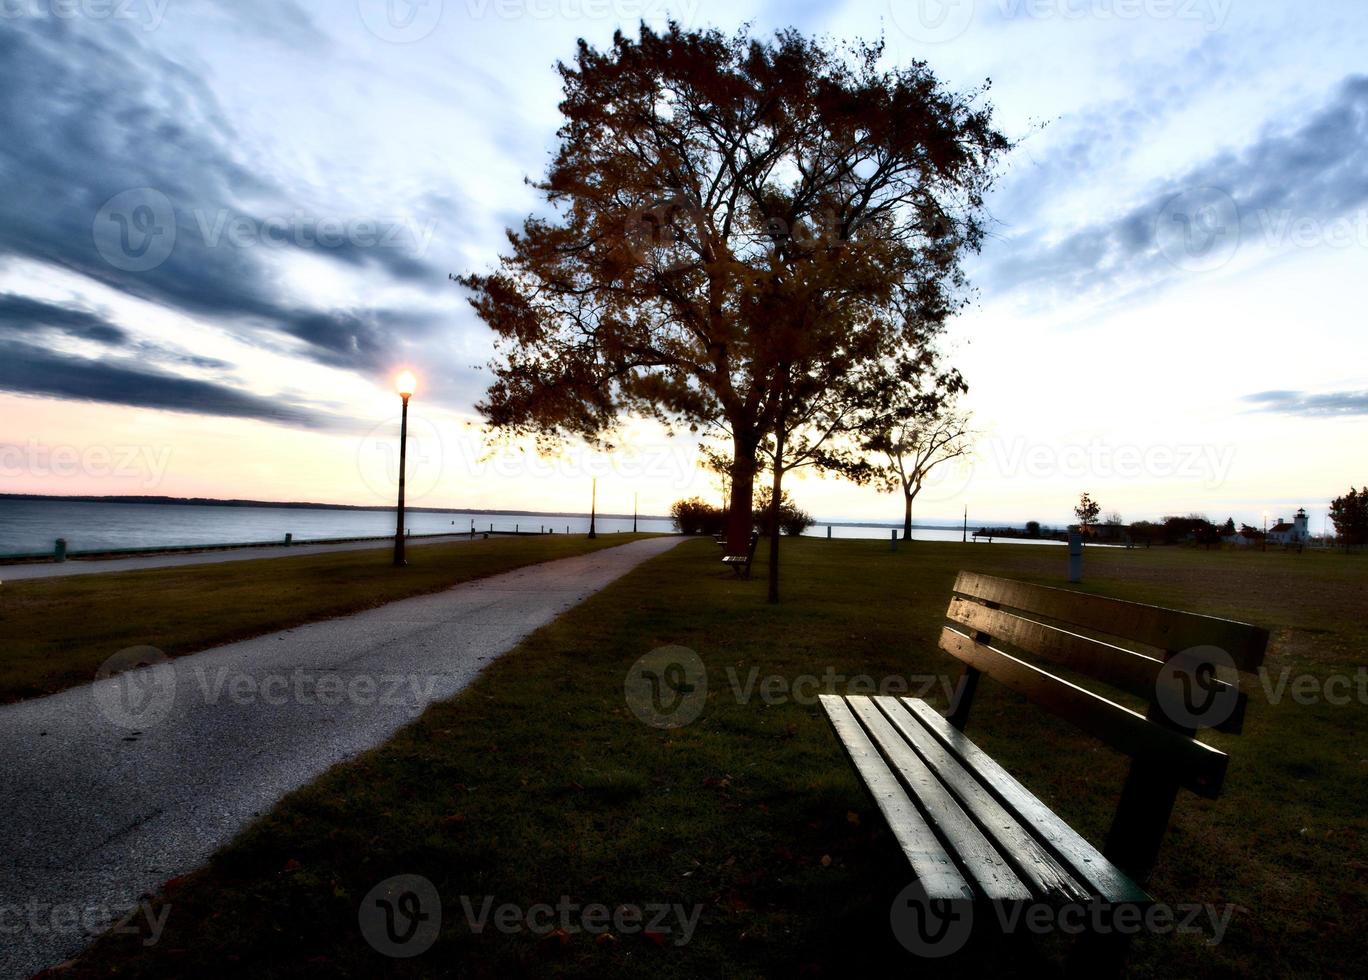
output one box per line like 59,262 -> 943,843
900,697 -> 1151,906
869,696 -> 1094,905
847,697 -> 1032,902
818,695 -> 972,902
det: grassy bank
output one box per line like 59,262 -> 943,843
0,533 -> 652,704
64,538 -> 1367,977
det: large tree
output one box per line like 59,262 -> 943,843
459,23 -> 1008,559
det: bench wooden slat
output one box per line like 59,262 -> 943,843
939,627 -> 1228,798
899,697 -> 1152,906
846,697 -> 1033,902
818,695 -> 972,901
868,696 -> 1094,904
947,597 -> 1247,734
952,572 -> 1269,673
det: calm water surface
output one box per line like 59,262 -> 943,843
0,499 -> 1061,554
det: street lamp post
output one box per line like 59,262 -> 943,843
588,477 -> 597,539
633,491 -> 638,533
393,370 -> 416,566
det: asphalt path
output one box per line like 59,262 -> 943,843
0,536 -> 683,976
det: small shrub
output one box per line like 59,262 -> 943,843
671,497 -> 727,536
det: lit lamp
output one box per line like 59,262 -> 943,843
393,370 -> 417,566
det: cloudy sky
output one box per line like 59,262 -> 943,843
0,0 -> 1364,528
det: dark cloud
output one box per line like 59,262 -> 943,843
0,294 -> 129,345
1244,390 -> 1368,417
0,15 -> 441,380
980,74 -> 1368,303
0,339 -> 335,428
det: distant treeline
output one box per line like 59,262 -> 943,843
973,521 -> 1067,541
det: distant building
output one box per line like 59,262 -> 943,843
1267,508 -> 1310,546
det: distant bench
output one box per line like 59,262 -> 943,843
819,571 -> 1268,967
720,531 -> 760,579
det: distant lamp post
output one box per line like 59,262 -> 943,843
588,477 -> 597,539
393,370 -> 417,567
1262,511 -> 1269,553
633,491 -> 638,533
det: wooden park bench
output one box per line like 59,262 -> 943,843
720,531 -> 760,579
819,571 -> 1268,965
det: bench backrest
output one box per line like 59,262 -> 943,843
939,571 -> 1270,877
941,571 -> 1267,795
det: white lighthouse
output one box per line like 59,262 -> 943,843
1267,508 -> 1309,545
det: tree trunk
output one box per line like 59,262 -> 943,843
767,433 -> 784,604
725,435 -> 757,554
902,491 -> 913,541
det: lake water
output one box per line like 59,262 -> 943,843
0,498 -> 1060,555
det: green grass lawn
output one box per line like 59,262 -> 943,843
59,538 -> 1368,977
0,533 -> 651,704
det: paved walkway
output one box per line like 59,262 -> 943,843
0,534 -> 482,582
0,536 -> 682,977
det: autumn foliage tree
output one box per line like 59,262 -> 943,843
458,22 -> 1009,589
1329,486 -> 1367,548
